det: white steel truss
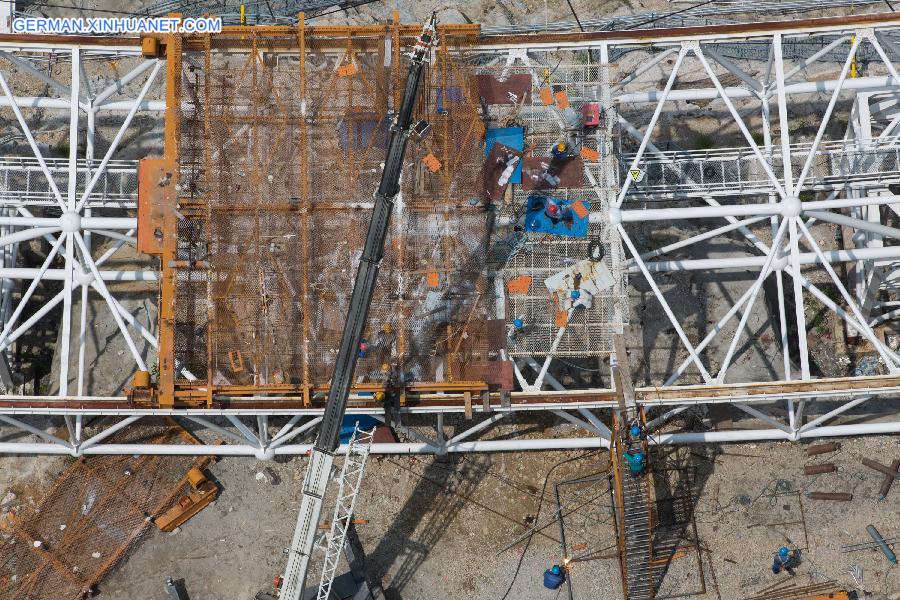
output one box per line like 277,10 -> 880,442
0,16 -> 898,455
0,43 -> 162,405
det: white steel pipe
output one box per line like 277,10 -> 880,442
634,245 -> 900,272
0,97 -> 166,111
806,210 -> 900,241
0,268 -> 154,280
617,202 -> 782,222
614,196 -> 900,223
0,216 -> 135,228
652,429 -> 791,443
8,422 -> 900,455
632,216 -> 768,264
0,227 -> 61,247
616,74 -> 900,104
0,97 -> 73,109
278,437 -> 613,455
799,422 -> 900,437
93,99 -> 166,112
799,396 -> 871,432
76,61 -> 161,212
695,45 -> 789,200
92,59 -> 157,106
616,47 -> 688,207
795,34 -> 860,191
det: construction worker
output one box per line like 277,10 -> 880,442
551,141 -> 571,161
624,449 -> 646,477
543,198 -> 573,223
509,318 -> 525,342
542,564 -> 566,590
628,420 -> 643,439
772,546 -> 802,575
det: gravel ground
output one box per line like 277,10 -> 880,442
96,429 -> 900,600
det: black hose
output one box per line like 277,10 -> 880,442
498,449 -> 602,599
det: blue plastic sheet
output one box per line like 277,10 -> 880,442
484,127 -> 524,183
524,195 -> 589,238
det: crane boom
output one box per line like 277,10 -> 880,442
279,14 -> 438,600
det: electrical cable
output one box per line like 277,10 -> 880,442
305,0 -> 379,21
553,357 -> 607,372
498,449 -> 601,600
626,0 -> 721,30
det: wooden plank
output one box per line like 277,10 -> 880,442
613,334 -> 635,411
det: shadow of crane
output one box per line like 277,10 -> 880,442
648,443 -> 719,599
365,455 -> 488,599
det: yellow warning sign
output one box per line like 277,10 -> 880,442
629,169 -> 645,183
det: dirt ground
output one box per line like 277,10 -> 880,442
96,429 -> 900,600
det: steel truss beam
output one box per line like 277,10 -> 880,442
0,16 -> 897,454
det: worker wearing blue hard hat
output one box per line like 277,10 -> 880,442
543,564 -> 566,590
624,449 -> 646,477
772,546 -> 801,575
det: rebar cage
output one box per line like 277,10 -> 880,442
168,24 -> 508,393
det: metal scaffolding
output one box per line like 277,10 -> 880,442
0,13 -> 897,455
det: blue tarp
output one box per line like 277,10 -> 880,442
524,195 -> 589,238
337,112 -> 389,151
436,86 -> 463,113
484,127 -> 524,184
340,414 -> 379,444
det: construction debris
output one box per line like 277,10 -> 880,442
154,467 -> 220,533
866,525 -> 898,565
804,492 -> 853,501
879,459 -> 900,499
861,458 -> 899,479
0,423 -> 208,599
743,580 -> 844,600
804,463 -> 837,475
806,442 -> 841,456
842,534 -> 900,552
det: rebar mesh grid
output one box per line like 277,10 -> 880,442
0,422 -> 201,599
171,28 -> 496,388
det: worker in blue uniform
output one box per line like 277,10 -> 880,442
624,450 -> 646,477
629,422 -> 645,441
772,546 -> 801,575
543,564 -> 566,590
551,141 -> 572,161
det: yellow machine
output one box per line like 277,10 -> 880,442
155,467 -> 219,532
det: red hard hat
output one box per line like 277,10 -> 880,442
547,203 -> 560,215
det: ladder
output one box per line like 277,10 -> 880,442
611,413 -> 655,600
315,425 -> 375,600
